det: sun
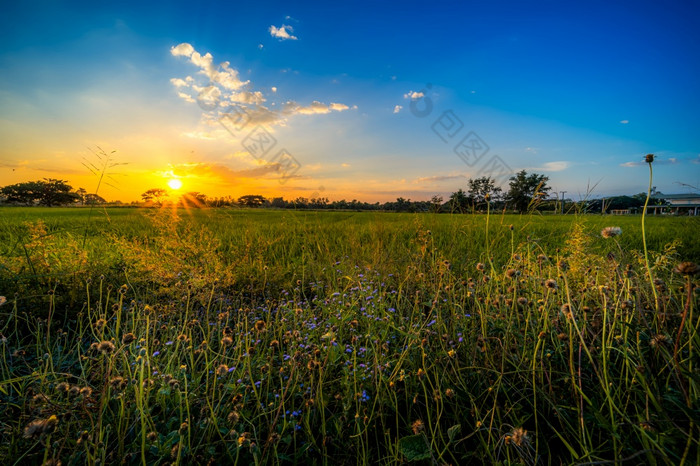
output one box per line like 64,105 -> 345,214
168,178 -> 183,190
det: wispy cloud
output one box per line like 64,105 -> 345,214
393,105 -> 402,114
527,161 -> 569,172
269,25 -> 298,40
620,157 -> 678,167
414,174 -> 467,183
620,119 -> 629,124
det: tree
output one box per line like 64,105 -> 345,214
37,179 -> 80,206
448,189 -> 470,213
505,170 -> 551,213
468,176 -> 502,210
84,193 -> 106,205
75,187 -> 87,205
141,188 -> 169,206
1,181 -> 43,205
180,192 -> 207,208
237,195 -> 266,207
429,195 -> 443,213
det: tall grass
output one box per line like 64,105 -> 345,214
0,207 -> 698,465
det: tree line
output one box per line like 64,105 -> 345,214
0,172 -> 665,213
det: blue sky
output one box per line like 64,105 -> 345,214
1,0 -> 698,202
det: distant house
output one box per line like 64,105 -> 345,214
650,193 -> 700,216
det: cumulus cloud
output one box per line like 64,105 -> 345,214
269,25 -> 298,40
393,105 -> 402,114
404,91 -> 424,100
170,42 -> 351,129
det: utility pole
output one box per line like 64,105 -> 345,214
559,191 -> 567,214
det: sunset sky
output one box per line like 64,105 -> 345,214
1,0 -> 699,203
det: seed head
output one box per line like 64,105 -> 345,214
544,279 -> 558,290
254,320 -> 266,332
97,340 -> 115,355
645,153 -> 654,164
221,336 -> 233,346
121,333 -> 136,345
23,415 -> 58,438
673,262 -> 699,276
601,226 -> 622,238
510,427 -> 528,447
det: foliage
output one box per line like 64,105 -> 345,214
468,176 -> 502,209
141,188 -> 169,206
505,170 -> 552,213
0,178 -> 80,206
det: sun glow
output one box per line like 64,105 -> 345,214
168,178 -> 182,190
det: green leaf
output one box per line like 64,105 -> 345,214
448,424 -> 461,443
399,434 -> 432,461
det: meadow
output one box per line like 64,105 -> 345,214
0,206 -> 698,465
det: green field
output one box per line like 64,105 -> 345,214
0,207 -> 698,465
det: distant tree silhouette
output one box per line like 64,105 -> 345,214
141,188 -> 169,207
505,171 -> 551,213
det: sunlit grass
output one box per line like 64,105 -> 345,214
0,207 -> 698,464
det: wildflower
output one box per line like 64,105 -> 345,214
109,376 -> 127,391
445,388 -> 455,398
254,320 -> 266,332
217,364 -> 229,376
170,443 -> 180,459
69,385 -> 81,397
650,334 -> 669,348
416,368 -> 425,379
673,262 -> 699,276
94,319 -> 107,331
544,279 -> 558,290
23,415 -> 58,438
97,340 -> 115,355
179,422 -> 188,434
517,297 -> 528,307
269,340 -> 279,348
0,296 -> 6,306
177,334 -> 188,342
505,268 -> 520,279
645,153 -> 654,163
56,382 -> 70,393
411,419 -> 425,434
510,427 -> 528,447
147,431 -> 158,442
447,349 -> 456,358
221,336 -> 233,346
476,263 -> 486,272
121,333 -> 136,345
601,226 -> 622,238
228,411 -> 240,424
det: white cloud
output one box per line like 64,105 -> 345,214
258,44 -> 264,50
527,161 -> 569,172
620,119 -> 629,124
341,163 -> 350,168
170,43 -> 194,57
269,25 -> 298,40
393,105 -> 402,114
621,157 -> 679,167
404,91 -> 424,100
171,43 -> 352,129
170,78 -> 189,88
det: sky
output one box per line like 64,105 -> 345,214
1,0 -> 699,203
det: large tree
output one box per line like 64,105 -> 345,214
448,189 -> 470,213
505,170 -> 551,213
237,195 -> 266,207
467,176 -> 502,209
141,188 -> 169,206
0,179 -> 79,206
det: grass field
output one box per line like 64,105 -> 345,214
0,207 -> 698,465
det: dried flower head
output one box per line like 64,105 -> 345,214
147,431 -> 158,442
510,427 -> 528,447
673,262 -> 699,276
79,386 -> 93,397
97,340 -> 115,355
121,333 -> 136,345
505,268 -> 520,279
544,279 -> 558,290
23,415 -> 58,438
0,296 -> 6,307
645,153 -> 654,163
109,376 -> 127,391
254,320 -> 266,332
227,411 -> 240,424
650,334 -> 669,348
476,263 -> 486,272
56,382 -> 70,393
411,419 -> 425,434
94,319 -> 107,330
221,336 -> 233,347
216,364 -> 229,376
601,227 -> 622,238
